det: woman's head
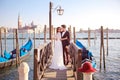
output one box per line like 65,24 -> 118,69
56,27 -> 61,33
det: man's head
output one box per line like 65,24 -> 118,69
61,24 -> 66,32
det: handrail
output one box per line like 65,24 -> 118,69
34,42 -> 53,80
69,42 -> 83,80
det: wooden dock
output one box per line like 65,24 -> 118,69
34,42 -> 83,80
41,63 -> 75,80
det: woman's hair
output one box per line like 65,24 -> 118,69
56,27 -> 61,33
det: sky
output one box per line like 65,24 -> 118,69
0,0 -> 120,30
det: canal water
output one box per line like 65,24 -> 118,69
0,32 -> 120,80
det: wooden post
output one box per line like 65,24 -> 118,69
22,30 -> 23,46
73,27 -> 76,43
34,29 -> 35,49
51,25 -> 54,39
4,28 -> 6,50
51,25 -> 54,47
53,27 -> 56,47
18,62 -> 29,80
13,29 -> 15,49
39,30 -> 41,40
34,49 -> 39,80
44,25 -> 47,43
53,27 -> 56,41
0,28 -> 3,56
102,27 -> 106,71
94,30 -> 96,45
100,26 -> 106,71
49,2 -> 52,40
15,29 -> 20,67
77,49 -> 83,80
88,28 -> 90,47
106,28 -> 108,56
68,25 -> 72,40
53,27 -> 56,36
100,27 -> 102,71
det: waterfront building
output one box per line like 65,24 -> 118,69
0,27 -> 8,33
18,14 -> 22,29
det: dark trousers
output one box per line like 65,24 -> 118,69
63,46 -> 69,65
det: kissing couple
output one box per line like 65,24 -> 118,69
49,24 -> 70,70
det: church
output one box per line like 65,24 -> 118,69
18,14 -> 41,33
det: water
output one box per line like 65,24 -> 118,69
77,33 -> 120,80
0,32 -> 120,80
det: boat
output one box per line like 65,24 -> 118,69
0,38 -> 32,68
76,39 -> 97,69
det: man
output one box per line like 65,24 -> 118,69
61,24 -> 70,65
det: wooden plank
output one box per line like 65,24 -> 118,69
41,63 -> 75,80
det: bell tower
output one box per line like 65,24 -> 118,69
18,14 -> 22,29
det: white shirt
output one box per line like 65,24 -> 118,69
62,31 -> 66,37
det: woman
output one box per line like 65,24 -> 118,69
49,27 -> 66,70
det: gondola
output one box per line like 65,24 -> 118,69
0,38 -> 32,68
76,39 -> 97,68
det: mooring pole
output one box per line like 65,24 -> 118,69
100,26 -> 106,71
39,30 -> 40,40
34,29 -> 35,49
0,28 -> 3,56
44,25 -> 47,43
73,27 -> 76,43
22,30 -> 23,46
4,28 -> 6,51
88,28 -> 90,47
15,29 -> 20,67
68,25 -> 72,40
13,29 -> 15,49
94,30 -> 96,45
49,2 -> 52,40
106,28 -> 109,56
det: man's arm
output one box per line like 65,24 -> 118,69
61,37 -> 67,41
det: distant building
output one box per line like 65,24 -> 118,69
18,14 -> 22,29
18,21 -> 43,33
0,27 -> 8,33
17,15 -> 37,33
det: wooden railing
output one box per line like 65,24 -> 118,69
33,41 -> 83,80
34,42 -> 53,80
69,42 -> 83,80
